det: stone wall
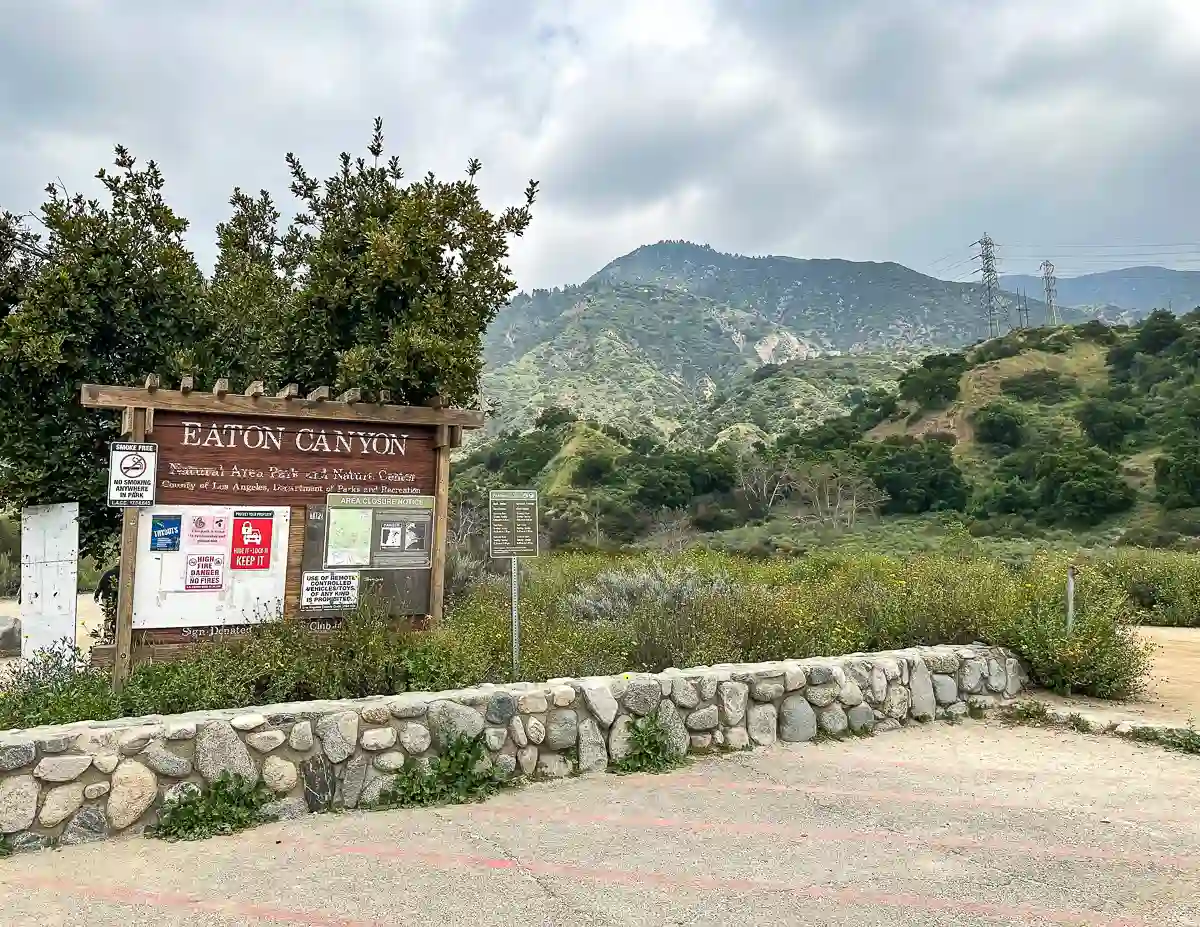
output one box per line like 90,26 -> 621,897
0,644 -> 1027,853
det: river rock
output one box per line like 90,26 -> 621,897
656,701 -> 689,757
747,703 -> 777,746
622,677 -> 662,716
288,721 -> 314,752
818,703 -> 849,736
0,775 -> 38,834
581,680 -> 619,726
909,660 -> 936,721
140,741 -> 193,778
39,782 -> 86,827
61,804 -> 107,846
397,722 -> 432,755
577,719 -> 608,773
545,709 -> 578,750
608,715 -> 634,761
933,674 -> 958,705
107,760 -> 158,830
427,701 -> 484,748
263,757 -> 298,793
196,721 -> 258,784
316,711 -> 359,763
717,681 -> 748,725
33,754 -> 92,783
779,694 -> 817,742
0,742 -> 35,773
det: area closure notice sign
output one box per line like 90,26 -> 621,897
107,442 -> 158,507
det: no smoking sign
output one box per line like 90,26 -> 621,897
107,442 -> 158,508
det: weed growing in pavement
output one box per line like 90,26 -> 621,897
1002,699 -> 1053,725
610,714 -> 687,774
968,702 -> 986,720
152,773 -> 273,841
1065,712 -> 1092,733
1117,724 -> 1200,756
370,734 -> 513,809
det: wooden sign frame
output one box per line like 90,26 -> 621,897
81,377 -> 482,687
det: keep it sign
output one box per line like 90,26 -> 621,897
231,511 -> 274,570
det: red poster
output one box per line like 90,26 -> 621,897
231,510 -> 274,571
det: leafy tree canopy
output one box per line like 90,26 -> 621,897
0,121 -> 537,558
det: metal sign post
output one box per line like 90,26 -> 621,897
1066,564 -> 1077,633
510,556 -> 520,678
489,489 -> 539,681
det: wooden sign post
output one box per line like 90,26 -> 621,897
83,379 -> 482,685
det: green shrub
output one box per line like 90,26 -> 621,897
0,641 -> 122,729
972,401 -> 1026,449
610,714 -> 687,773
1097,549 -> 1200,627
0,550 -> 1175,727
1000,369 -> 1078,403
371,734 -> 512,808
152,772 -> 273,841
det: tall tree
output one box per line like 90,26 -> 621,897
275,117 -> 538,405
0,151 -> 206,559
0,120 -> 538,559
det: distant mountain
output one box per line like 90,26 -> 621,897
481,240 -> 1092,440
1000,266 -> 1200,316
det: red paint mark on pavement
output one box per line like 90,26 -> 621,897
2,877 -> 389,927
309,841 -> 1155,927
452,805 -> 1194,869
646,776 -> 1189,824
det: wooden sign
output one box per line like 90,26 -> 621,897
82,381 -> 480,683
152,411 -> 436,507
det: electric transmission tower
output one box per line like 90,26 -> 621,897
974,234 -> 1002,338
1040,260 -> 1059,325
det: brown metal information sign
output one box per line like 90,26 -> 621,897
489,489 -> 539,559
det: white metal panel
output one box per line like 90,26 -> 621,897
133,505 -> 291,629
20,503 -> 80,658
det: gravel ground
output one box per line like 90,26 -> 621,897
1,720 -> 1197,926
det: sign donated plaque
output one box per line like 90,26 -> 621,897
488,489 -> 539,559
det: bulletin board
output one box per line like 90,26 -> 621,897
132,504 -> 291,629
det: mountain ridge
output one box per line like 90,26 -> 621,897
482,240 -> 1185,439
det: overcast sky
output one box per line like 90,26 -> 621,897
3,0 -> 1200,290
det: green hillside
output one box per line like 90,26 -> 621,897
460,310 -> 1200,557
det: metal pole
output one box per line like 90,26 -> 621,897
1066,565 -> 1076,633
510,556 -> 520,681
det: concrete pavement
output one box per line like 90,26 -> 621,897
1,720 -> 1197,926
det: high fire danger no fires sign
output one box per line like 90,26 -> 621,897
107,442 -> 158,507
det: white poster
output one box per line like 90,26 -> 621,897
185,512 -> 230,549
184,552 -> 226,591
301,571 -> 360,609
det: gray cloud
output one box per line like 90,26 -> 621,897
3,0 -> 1199,290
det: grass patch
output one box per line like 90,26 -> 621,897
370,734 -> 514,808
151,773 -> 273,842
1002,699 -> 1052,725
610,714 -> 687,774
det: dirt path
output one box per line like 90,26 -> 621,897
1039,626 -> 1200,728
0,596 -> 104,669
1140,626 -> 1200,718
